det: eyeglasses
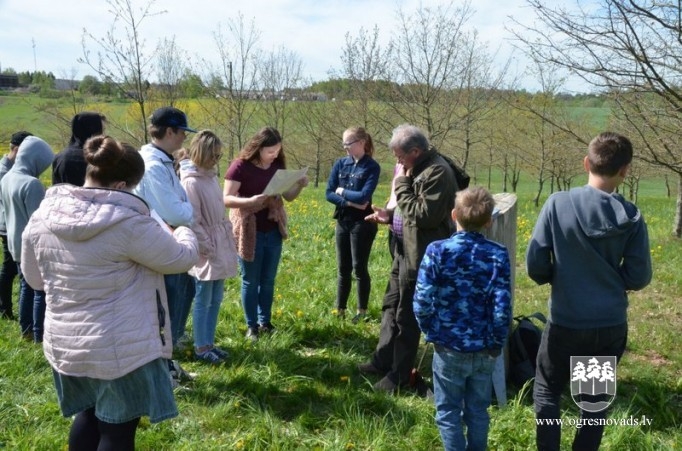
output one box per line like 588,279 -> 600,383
342,139 -> 360,148
395,148 -> 415,163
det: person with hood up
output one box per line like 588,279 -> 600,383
0,135 -> 54,342
21,135 -> 198,450
0,131 -> 32,320
180,130 -> 238,364
52,112 -> 106,186
526,132 -> 652,451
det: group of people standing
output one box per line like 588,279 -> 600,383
1,107 -> 653,451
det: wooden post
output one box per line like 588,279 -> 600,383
486,193 -> 517,406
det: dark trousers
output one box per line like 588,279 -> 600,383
164,272 -> 196,347
335,219 -> 377,311
534,321 -> 628,451
370,238 -> 421,385
17,263 -> 46,342
0,234 -> 17,317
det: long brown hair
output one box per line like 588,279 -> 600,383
237,127 -> 287,168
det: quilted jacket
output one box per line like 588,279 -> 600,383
21,185 -> 198,380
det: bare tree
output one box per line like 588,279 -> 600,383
295,88 -> 340,187
156,36 -> 187,107
337,26 -> 392,133
259,46 -> 304,137
384,0 -> 474,147
201,15 -> 262,159
513,0 -> 682,236
80,0 -> 164,144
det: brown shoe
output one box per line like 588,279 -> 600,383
358,361 -> 384,375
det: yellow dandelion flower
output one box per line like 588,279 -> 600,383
340,375 -> 349,382
296,310 -> 304,318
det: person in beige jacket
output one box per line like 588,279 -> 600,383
180,130 -> 238,364
21,136 -> 198,450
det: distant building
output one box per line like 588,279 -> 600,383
0,74 -> 19,89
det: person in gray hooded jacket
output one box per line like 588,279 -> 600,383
0,135 -> 54,342
526,132 -> 652,451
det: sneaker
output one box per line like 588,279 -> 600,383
245,327 -> 259,341
351,312 -> 370,324
195,349 -> 225,365
169,359 -> 194,383
258,322 -> 275,334
358,361 -> 384,375
211,346 -> 230,359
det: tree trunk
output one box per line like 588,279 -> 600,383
674,173 -> 682,238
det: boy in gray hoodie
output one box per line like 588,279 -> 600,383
526,132 -> 652,451
0,136 -> 54,342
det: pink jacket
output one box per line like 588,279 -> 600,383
180,162 -> 238,280
21,185 -> 198,380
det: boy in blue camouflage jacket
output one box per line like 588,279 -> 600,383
414,186 -> 512,451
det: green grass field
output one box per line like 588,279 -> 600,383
0,182 -> 679,450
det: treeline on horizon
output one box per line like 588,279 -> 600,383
0,68 -> 608,107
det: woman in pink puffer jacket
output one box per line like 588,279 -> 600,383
21,136 -> 198,450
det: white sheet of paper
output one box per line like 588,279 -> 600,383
263,167 -> 308,196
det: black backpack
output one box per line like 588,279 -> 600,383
434,150 -> 471,191
508,312 -> 546,387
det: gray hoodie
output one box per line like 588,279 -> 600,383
0,136 -> 54,262
526,185 -> 652,328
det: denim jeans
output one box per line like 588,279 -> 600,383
0,234 -> 17,317
432,345 -> 496,451
164,272 -> 196,346
17,263 -> 45,342
335,219 -> 377,311
238,229 -> 282,329
534,321 -> 627,451
192,279 -> 225,349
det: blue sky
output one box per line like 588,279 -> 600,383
0,0 -> 588,92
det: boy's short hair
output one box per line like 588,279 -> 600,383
587,132 -> 633,177
454,186 -> 495,231
10,131 -> 32,147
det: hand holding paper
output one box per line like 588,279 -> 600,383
263,167 -> 309,196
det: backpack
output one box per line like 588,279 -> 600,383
435,150 -> 471,191
508,312 -> 546,387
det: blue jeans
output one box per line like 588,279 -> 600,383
432,345 -> 496,451
17,263 -> 46,342
238,229 -> 282,329
164,272 -> 195,346
335,219 -> 377,311
0,234 -> 17,317
534,322 -> 627,451
192,279 -> 225,349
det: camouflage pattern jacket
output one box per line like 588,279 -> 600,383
413,231 -> 512,352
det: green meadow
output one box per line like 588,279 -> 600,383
0,183 -> 679,450
0,93 -> 679,449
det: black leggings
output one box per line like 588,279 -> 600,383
69,408 -> 140,451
